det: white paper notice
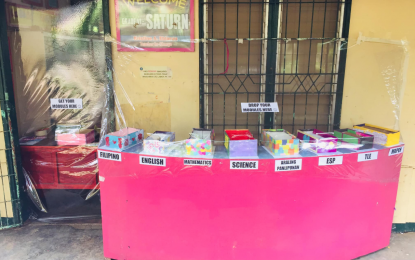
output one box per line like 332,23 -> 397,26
98,151 -> 122,162
230,160 -> 259,169
140,156 -> 166,166
183,159 -> 212,167
275,159 -> 302,171
318,156 -> 343,166
389,146 -> 404,156
357,152 -> 378,162
241,102 -> 279,113
140,66 -> 172,79
50,98 -> 82,109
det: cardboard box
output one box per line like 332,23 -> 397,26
334,129 -> 374,150
352,124 -> 400,147
297,129 -> 337,153
224,129 -> 257,157
185,128 -> 214,156
103,128 -> 144,151
143,131 -> 176,155
262,129 -> 300,156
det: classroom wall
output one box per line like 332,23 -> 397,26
341,0 -> 415,223
108,0 -> 415,223
108,0 -> 200,140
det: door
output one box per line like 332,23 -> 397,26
0,0 -> 112,221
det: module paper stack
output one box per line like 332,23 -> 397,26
55,124 -> 96,145
56,129 -> 95,145
55,124 -> 82,135
19,136 -> 46,146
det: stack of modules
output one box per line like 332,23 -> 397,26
55,124 -> 95,145
224,129 -> 258,157
297,129 -> 337,153
103,128 -> 144,151
261,129 -> 299,156
353,124 -> 400,147
19,136 -> 46,146
56,129 -> 95,145
185,128 -> 214,156
334,129 -> 374,150
55,124 -> 82,134
143,131 -> 176,155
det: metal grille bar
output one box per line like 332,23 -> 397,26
200,0 -> 352,140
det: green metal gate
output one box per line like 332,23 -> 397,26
0,0 -> 24,229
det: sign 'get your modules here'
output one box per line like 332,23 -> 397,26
50,98 -> 82,109
241,102 -> 279,113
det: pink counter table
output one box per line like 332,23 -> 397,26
98,143 -> 404,260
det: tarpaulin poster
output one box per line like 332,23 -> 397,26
115,0 -> 194,52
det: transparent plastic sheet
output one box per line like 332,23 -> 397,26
341,33 -> 409,139
23,168 -> 47,213
102,32 -> 407,148
6,0 -> 105,220
3,0 -> 407,240
95,23 -> 408,259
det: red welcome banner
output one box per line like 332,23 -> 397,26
115,0 -> 194,52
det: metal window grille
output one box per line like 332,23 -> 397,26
199,0 -> 352,140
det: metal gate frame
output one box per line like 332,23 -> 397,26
0,0 -> 25,229
199,0 -> 352,135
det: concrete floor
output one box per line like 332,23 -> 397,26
0,221 -> 104,260
1,221 -> 415,260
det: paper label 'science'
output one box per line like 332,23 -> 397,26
230,160 -> 258,169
